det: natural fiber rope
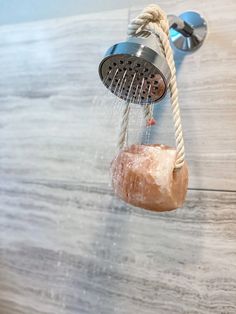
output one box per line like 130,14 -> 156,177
143,104 -> 153,121
118,102 -> 131,149
118,4 -> 185,169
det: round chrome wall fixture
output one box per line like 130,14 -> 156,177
169,11 -> 208,52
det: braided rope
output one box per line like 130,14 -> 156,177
143,104 -> 153,121
118,102 -> 131,150
127,4 -> 185,169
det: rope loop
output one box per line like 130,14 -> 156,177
119,4 -> 185,170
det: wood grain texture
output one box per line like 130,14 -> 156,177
0,1 -> 236,313
0,178 -> 236,314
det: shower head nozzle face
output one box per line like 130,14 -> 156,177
99,42 -> 171,105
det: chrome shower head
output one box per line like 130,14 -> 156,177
99,33 -> 171,105
98,9 -> 208,105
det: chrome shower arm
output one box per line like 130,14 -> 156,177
167,14 -> 193,37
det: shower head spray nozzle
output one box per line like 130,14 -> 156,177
99,33 -> 171,105
99,9 -> 207,105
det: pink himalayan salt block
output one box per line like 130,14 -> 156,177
111,144 -> 188,212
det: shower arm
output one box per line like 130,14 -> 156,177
167,14 -> 193,37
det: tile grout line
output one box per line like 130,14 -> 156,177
188,187 -> 236,193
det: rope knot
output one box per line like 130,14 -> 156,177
142,6 -> 162,24
128,4 -> 167,37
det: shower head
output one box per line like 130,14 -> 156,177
98,9 -> 207,105
98,33 -> 172,105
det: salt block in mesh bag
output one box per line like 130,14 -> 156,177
111,144 -> 188,212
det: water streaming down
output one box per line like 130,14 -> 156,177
129,80 -> 145,144
107,69 -> 129,121
125,70 -> 157,147
96,70 -> 117,118
144,84 -> 153,144
113,70 -> 128,117
96,54 -> 167,157
100,68 -> 124,120
137,77 -> 145,105
124,72 -> 138,147
128,74 -> 136,99
94,70 -> 112,108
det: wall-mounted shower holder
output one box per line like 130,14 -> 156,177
168,11 -> 207,52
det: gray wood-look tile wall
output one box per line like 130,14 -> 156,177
0,1 -> 235,313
